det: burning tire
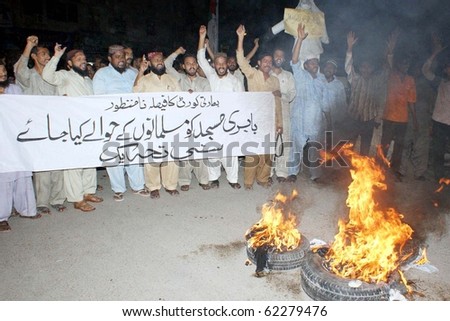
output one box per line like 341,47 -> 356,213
246,235 -> 310,271
300,239 -> 421,301
301,252 -> 393,301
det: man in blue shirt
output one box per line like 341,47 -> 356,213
287,24 -> 330,182
93,45 -> 149,201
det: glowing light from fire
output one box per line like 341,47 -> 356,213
325,145 -> 413,283
377,144 -> 391,167
435,178 -> 450,193
433,178 -> 450,207
414,248 -> 430,266
245,190 -> 301,252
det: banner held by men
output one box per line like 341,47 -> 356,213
0,91 -> 276,173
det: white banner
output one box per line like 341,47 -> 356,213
0,92 -> 276,173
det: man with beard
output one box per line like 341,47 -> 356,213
133,51 -> 181,199
93,45 -> 149,202
206,38 -> 259,91
236,25 -> 283,190
197,25 -> 244,190
42,45 -> 103,212
14,35 -> 67,215
270,48 -> 297,183
165,46 -> 211,192
287,23 -> 330,183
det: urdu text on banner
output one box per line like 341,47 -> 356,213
0,92 -> 276,173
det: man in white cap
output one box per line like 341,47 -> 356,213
93,44 -> 149,202
133,51 -> 182,199
43,44 -> 103,212
287,23 -> 330,183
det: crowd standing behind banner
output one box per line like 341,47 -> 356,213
1,20 -> 449,232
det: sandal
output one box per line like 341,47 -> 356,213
0,221 -> 11,232
150,190 -> 160,199
165,188 -> 179,196
180,185 -> 190,192
74,201 -> 95,212
83,194 -> 103,203
51,204 -> 66,212
20,213 -> 42,219
199,183 -> 210,190
132,189 -> 150,197
210,180 -> 220,189
113,192 -> 124,202
228,182 -> 241,189
37,206 -> 51,215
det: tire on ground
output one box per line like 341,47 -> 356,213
300,253 -> 392,301
246,236 -> 310,271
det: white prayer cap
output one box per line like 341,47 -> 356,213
325,59 -> 338,68
304,54 -> 319,62
108,45 -> 125,56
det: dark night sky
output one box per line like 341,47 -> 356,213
1,0 -> 449,71
217,0 -> 450,71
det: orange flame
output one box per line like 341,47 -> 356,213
376,144 -> 391,168
414,248 -> 429,266
245,190 -> 301,252
435,178 -> 450,193
325,145 -> 413,283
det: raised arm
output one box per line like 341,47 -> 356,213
422,34 -> 445,81
42,42 -> 67,86
236,24 -> 245,53
165,47 -> 185,82
292,23 -> 308,65
385,29 -> 399,70
245,38 -> 259,61
345,31 -> 357,81
15,35 -> 39,86
133,54 -> 149,88
197,25 -> 215,78
198,25 -> 207,52
235,24 -> 254,78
